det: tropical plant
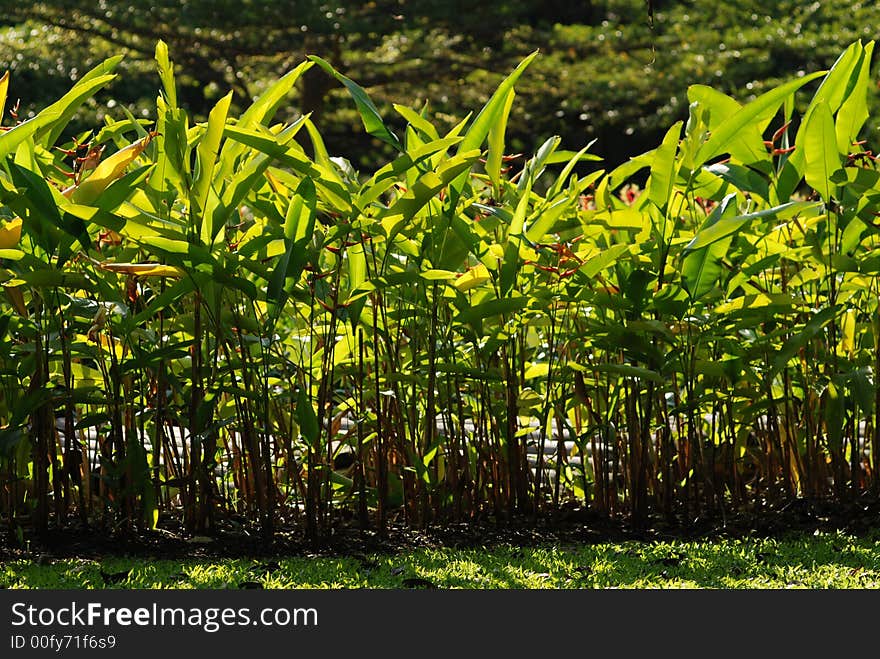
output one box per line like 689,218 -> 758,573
1,39 -> 879,544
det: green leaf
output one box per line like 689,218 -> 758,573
194,91 -> 233,237
579,244 -> 631,278
296,388 -> 320,449
578,362 -> 664,384
849,370 -> 874,416
454,295 -> 528,327
546,142 -> 601,200
285,176 -> 317,243
646,121 -> 682,211
393,103 -> 440,140
155,40 -> 177,108
380,150 -> 480,238
704,162 -> 770,201
779,43 -> 865,199
45,56 -> 124,147
684,201 -> 818,251
223,125 -> 352,213
835,41 -> 874,155
308,55 -> 402,152
215,61 -> 314,184
486,89 -> 515,190
686,85 -> 768,168
209,120 -> 307,243
525,197 -> 571,244
449,51 -> 539,202
771,306 -> 837,376
303,117 -> 345,186
681,193 -> 737,300
357,136 -> 464,210
695,71 -> 825,166
0,74 -> 117,159
802,101 -> 843,203
501,179 -> 531,294
824,381 -> 845,451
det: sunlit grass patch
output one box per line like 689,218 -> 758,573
3,530 -> 880,589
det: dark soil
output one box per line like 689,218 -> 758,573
3,497 -> 880,562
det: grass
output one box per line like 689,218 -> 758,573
3,531 -> 880,589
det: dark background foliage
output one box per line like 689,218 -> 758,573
2,1 -> 878,169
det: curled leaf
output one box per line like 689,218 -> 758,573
453,264 -> 491,292
99,262 -> 184,278
63,132 -> 156,203
0,217 -> 22,249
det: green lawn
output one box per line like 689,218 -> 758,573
3,531 -> 880,589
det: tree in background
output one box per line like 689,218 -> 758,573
2,1 -> 879,169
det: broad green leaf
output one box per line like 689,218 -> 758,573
45,55 -> 124,146
0,74 -> 116,159
486,89 -> 515,190
501,179 -> 532,294
546,142 -> 600,199
216,61 -> 314,182
193,91 -> 232,229
686,86 -> 768,168
209,119 -> 307,242
454,295 -> 528,326
296,388 -> 320,449
695,71 -> 825,166
357,136 -> 464,210
578,244 -> 631,278
285,177 -> 317,242
779,42 -> 865,199
308,55 -> 402,151
240,61 -> 313,129
223,124 -> 352,213
393,103 -> 440,140
525,197 -> 572,243
149,95 -> 188,194
771,306 -> 837,375
681,193 -> 737,300
303,116 -> 344,186
836,41 -> 874,154
348,242 -> 366,293
646,121 -> 682,211
704,162 -> 770,201
7,163 -> 65,254
458,51 -> 538,156
581,362 -> 664,384
380,150 -> 480,237
802,101 -> 843,203
449,51 -> 539,201
684,201 -> 818,251
8,269 -> 92,290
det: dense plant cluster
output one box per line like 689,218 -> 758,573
3,1 -> 880,170
0,40 -> 878,543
